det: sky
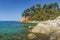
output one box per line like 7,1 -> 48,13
0,0 -> 60,21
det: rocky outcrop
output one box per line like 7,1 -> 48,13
18,16 -> 39,23
31,16 -> 60,34
28,16 -> 60,40
17,16 -> 29,23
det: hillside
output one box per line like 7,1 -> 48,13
19,3 -> 60,22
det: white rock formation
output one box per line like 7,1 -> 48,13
31,16 -> 60,34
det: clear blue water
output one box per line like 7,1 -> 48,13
0,21 -> 37,40
0,21 -> 23,33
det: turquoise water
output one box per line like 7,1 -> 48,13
0,21 -> 37,40
0,21 -> 22,33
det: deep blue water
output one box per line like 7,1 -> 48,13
0,21 -> 23,33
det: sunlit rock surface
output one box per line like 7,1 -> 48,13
31,16 -> 60,34
17,16 -> 29,22
28,16 -> 60,40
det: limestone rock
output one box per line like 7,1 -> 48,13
28,33 -> 37,39
31,16 -> 60,34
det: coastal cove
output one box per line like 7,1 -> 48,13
0,0 -> 60,40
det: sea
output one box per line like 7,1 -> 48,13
0,21 -> 37,40
0,21 -> 23,33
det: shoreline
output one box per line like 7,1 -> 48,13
17,21 -> 38,24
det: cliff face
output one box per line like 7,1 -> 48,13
17,16 -> 29,23
18,16 -> 39,23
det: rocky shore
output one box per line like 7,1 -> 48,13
17,16 -> 39,23
28,16 -> 60,40
18,16 -> 60,40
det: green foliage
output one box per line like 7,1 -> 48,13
22,3 -> 60,21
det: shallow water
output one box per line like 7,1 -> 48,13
0,21 -> 37,40
0,21 -> 23,33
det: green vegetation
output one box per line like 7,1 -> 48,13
22,3 -> 60,21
